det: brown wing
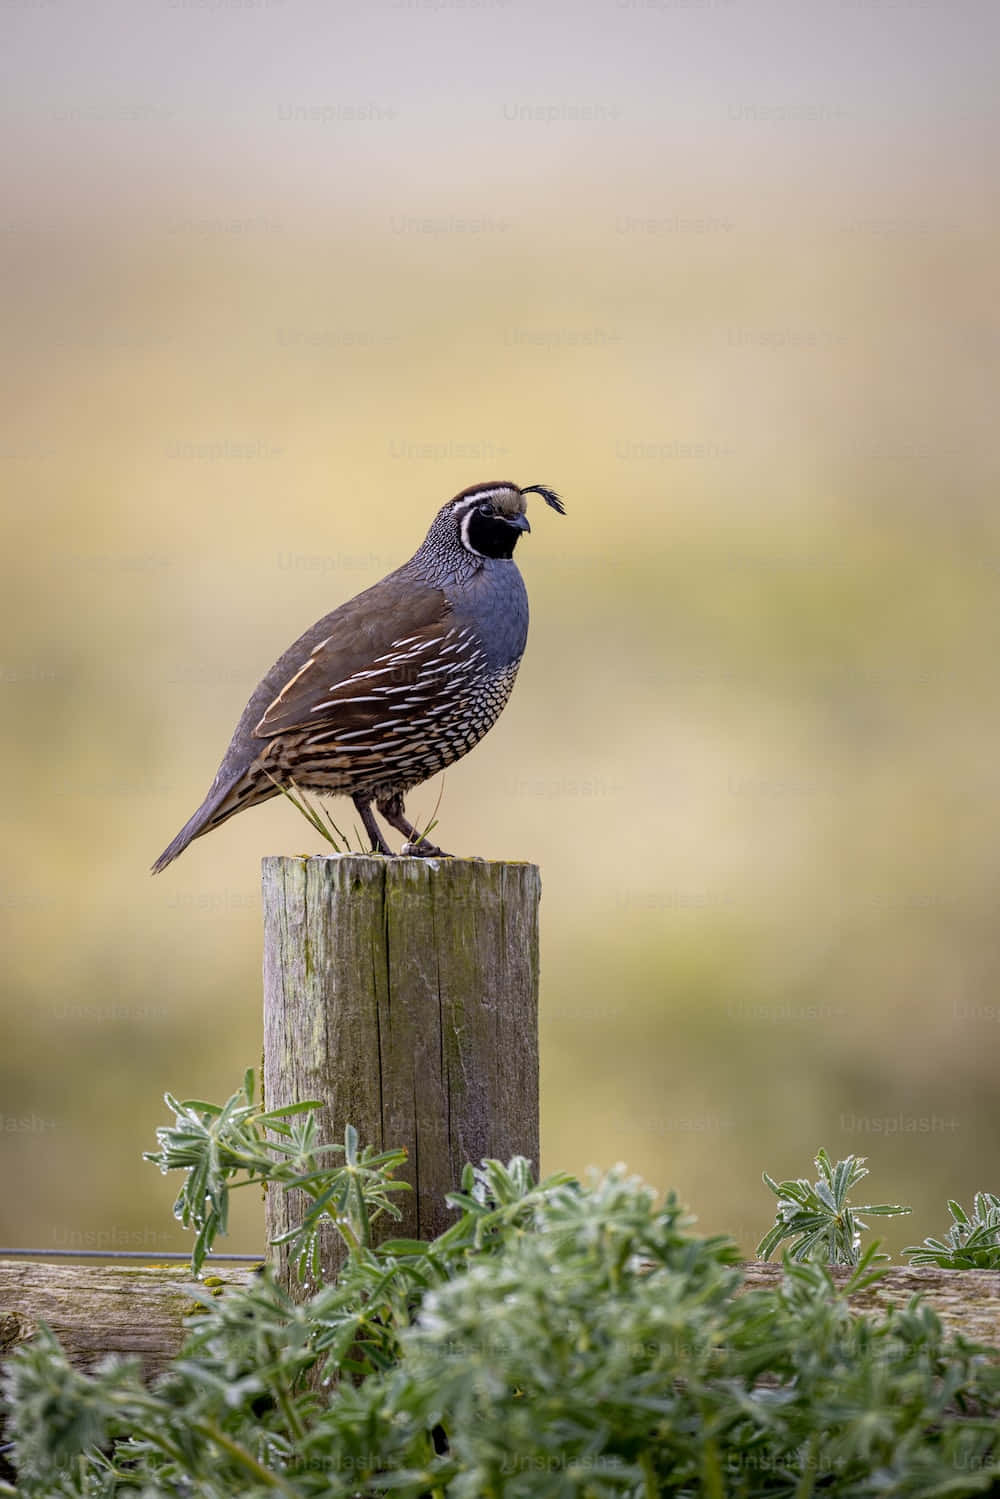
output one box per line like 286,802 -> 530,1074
251,569 -> 456,743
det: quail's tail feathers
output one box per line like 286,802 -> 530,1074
151,773 -> 279,873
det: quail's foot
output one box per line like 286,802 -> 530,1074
401,838 -> 451,858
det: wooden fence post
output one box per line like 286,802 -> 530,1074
261,855 -> 541,1288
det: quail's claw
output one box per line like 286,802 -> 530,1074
401,839 -> 451,858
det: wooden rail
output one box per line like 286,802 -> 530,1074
1,1263 -> 997,1378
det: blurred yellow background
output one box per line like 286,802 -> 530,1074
2,0 -> 998,1260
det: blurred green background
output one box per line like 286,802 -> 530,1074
2,0 -> 998,1261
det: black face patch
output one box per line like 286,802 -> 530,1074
463,507 -> 526,559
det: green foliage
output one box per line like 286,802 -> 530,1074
904,1192 -> 1000,1270
757,1148 -> 911,1266
144,1069 -> 410,1275
263,775 -> 361,854
3,1092 -> 1000,1497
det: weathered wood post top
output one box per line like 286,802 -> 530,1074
262,854 -> 540,1283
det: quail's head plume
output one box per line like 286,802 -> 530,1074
152,480 -> 565,870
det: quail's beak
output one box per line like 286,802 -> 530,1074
509,513 -> 531,534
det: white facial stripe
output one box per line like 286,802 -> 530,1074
460,486 -> 517,507
460,507 -> 485,556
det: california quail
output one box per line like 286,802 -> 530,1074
152,480 -> 564,870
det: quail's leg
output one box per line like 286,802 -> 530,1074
352,794 -> 395,856
376,791 -> 450,858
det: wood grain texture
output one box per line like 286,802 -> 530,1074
0,1262 -> 255,1379
0,1262 -> 997,1378
262,854 -> 541,1288
739,1262 -> 1000,1345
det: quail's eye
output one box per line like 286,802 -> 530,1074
477,501 -> 493,516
